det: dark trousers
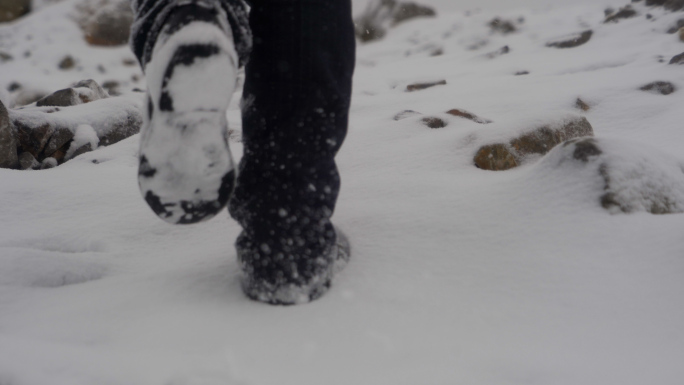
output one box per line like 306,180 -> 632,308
130,0 -> 355,279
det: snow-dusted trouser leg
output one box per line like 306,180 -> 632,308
129,0 -> 252,224
229,0 -> 356,304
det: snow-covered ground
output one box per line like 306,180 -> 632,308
1,0 -> 684,384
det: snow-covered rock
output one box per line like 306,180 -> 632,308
539,137 -> 684,214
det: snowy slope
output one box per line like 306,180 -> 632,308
1,1 -> 684,385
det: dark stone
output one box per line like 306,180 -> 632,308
546,30 -> 593,49
15,120 -> 53,158
82,0 -> 134,46
604,6 -> 637,23
7,82 -> 21,91
488,18 -> 517,34
0,0 -> 31,23
102,80 -> 120,96
18,152 -> 39,170
665,0 -> 684,10
483,46 -> 510,59
568,137 -> 602,162
421,117 -> 447,129
575,98 -> 591,111
0,100 -> 18,169
515,71 -> 530,76
645,0 -> 667,5
393,110 -> 421,120
406,80 -> 446,92
0,51 -> 12,62
670,52 -> 684,64
36,88 -> 80,107
43,127 -> 75,158
355,0 -> 436,42
640,81 -> 676,95
58,56 -> 75,70
446,108 -> 492,124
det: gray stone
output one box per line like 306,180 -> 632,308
546,30 -> 593,49
0,100 -> 18,169
43,127 -> 75,158
640,81 -> 676,95
355,0 -> 436,42
36,88 -> 81,107
604,6 -> 637,23
488,18 -> 517,34
18,152 -> 39,170
669,52 -> 684,64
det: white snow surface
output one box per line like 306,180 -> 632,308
1,0 -> 684,384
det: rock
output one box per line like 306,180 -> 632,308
680,27 -> 684,42
122,57 -> 137,66
43,127 -> 75,158
474,116 -> 594,171
40,157 -> 58,170
393,110 -> 421,120
604,6 -> 637,23
0,0 -> 31,23
640,81 -> 676,95
665,0 -> 684,11
9,96 -> 142,167
392,2 -> 436,24
421,117 -> 447,128
36,79 -> 108,107
101,80 -> 120,96
354,0 -> 436,42
666,18 -> 684,34
483,46 -> 510,59
488,18 -> 517,34
556,137 -> 684,214
0,51 -> 12,62
0,100 -> 18,169
65,143 -> 93,161
515,71 -> 530,76
646,0 -> 667,5
7,82 -> 21,92
446,108 -> 492,124
15,120 -> 54,158
406,80 -> 446,92
670,52 -> 684,64
575,98 -> 591,111
546,30 -> 593,49
72,79 -> 109,100
79,0 -> 134,46
474,144 -> 518,171
58,55 -> 75,70
13,89 -> 47,107
18,152 -> 39,170
36,88 -> 82,107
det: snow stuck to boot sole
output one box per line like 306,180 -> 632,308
138,22 -> 238,224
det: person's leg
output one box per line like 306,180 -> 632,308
130,0 -> 252,224
229,0 -> 356,304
